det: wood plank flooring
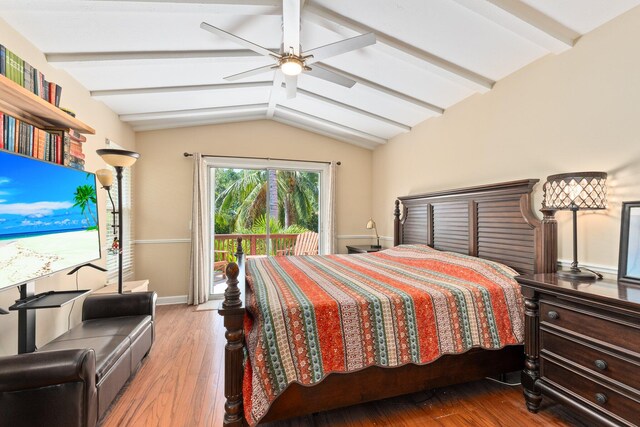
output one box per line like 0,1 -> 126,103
101,304 -> 588,427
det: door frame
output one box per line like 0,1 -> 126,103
206,157 -> 330,295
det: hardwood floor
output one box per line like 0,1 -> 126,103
101,305 -> 588,427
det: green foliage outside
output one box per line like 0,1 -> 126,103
214,168 -> 319,234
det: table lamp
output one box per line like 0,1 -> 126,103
543,172 -> 607,280
366,218 -> 381,248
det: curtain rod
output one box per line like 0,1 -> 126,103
183,152 -> 340,166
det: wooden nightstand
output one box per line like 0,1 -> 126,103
516,273 -> 640,426
346,245 -> 383,254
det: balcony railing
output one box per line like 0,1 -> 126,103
213,233 -> 300,259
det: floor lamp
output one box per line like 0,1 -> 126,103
543,171 -> 607,281
96,149 -> 140,294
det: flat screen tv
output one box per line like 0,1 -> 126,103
0,150 -> 101,291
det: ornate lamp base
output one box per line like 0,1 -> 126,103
557,268 -> 599,281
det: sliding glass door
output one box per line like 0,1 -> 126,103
208,158 -> 327,297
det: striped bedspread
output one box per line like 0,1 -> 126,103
243,244 -> 524,425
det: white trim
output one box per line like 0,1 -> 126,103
206,157 -> 331,255
134,238 -> 190,244
157,295 -> 188,305
557,259 -> 617,276
136,235 -> 395,243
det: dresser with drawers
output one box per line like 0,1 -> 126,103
517,273 -> 640,427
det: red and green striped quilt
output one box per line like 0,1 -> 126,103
243,244 -> 524,425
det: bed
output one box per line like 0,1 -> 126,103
219,179 -> 558,426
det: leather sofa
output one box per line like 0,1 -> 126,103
0,291 -> 156,427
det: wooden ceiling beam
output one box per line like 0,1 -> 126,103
88,0 -> 281,14
275,105 -> 387,145
119,103 -> 268,122
271,115 -> 378,150
303,4 -> 494,93
450,0 -> 579,53
487,0 -> 580,46
288,85 -> 411,131
314,63 -> 444,115
90,81 -> 272,97
45,50 -> 272,63
131,114 -> 267,132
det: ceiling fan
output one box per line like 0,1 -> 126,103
200,0 -> 376,99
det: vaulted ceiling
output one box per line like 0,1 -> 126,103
1,0 -> 639,149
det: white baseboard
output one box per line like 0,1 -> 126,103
157,295 -> 188,305
557,259 -> 617,276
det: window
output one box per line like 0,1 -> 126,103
104,140 -> 134,282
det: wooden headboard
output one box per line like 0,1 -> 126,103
393,179 -> 557,274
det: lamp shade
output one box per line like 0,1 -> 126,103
96,148 -> 140,168
366,218 -> 376,229
543,172 -> 607,210
95,168 -> 113,188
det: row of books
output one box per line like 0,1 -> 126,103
0,112 -> 86,170
0,44 -> 62,107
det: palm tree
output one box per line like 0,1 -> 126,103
215,169 -> 318,232
73,184 -> 97,227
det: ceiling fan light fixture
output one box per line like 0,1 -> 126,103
280,56 -> 303,76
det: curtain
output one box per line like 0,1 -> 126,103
326,161 -> 337,254
188,153 -> 209,305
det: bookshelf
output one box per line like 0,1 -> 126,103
0,74 -> 95,134
0,71 -> 96,352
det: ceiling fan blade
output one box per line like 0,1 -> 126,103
306,65 -> 356,88
225,64 -> 275,81
285,74 -> 298,99
282,0 -> 301,55
304,33 -> 376,64
201,22 -> 275,58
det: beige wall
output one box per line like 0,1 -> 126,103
134,120 -> 373,298
0,19 -> 135,356
372,7 -> 640,272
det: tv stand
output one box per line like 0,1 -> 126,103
9,282 -> 90,354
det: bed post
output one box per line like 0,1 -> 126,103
219,237 -> 245,426
538,206 -> 558,273
394,199 -> 401,246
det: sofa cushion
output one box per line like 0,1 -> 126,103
38,315 -> 152,382
52,316 -> 152,342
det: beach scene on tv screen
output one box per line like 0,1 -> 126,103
0,152 -> 100,288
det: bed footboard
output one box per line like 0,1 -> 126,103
218,238 -> 246,427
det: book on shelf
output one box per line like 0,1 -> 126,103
0,112 -> 84,170
0,44 -> 62,106
0,45 -> 5,76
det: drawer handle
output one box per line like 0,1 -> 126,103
594,359 -> 608,370
547,311 -> 560,320
595,393 -> 607,405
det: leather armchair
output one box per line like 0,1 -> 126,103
0,349 -> 98,427
0,291 -> 157,427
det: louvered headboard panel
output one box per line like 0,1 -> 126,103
401,201 -> 429,245
394,180 -> 558,274
433,202 -> 469,253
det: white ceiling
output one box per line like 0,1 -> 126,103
1,0 -> 639,149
